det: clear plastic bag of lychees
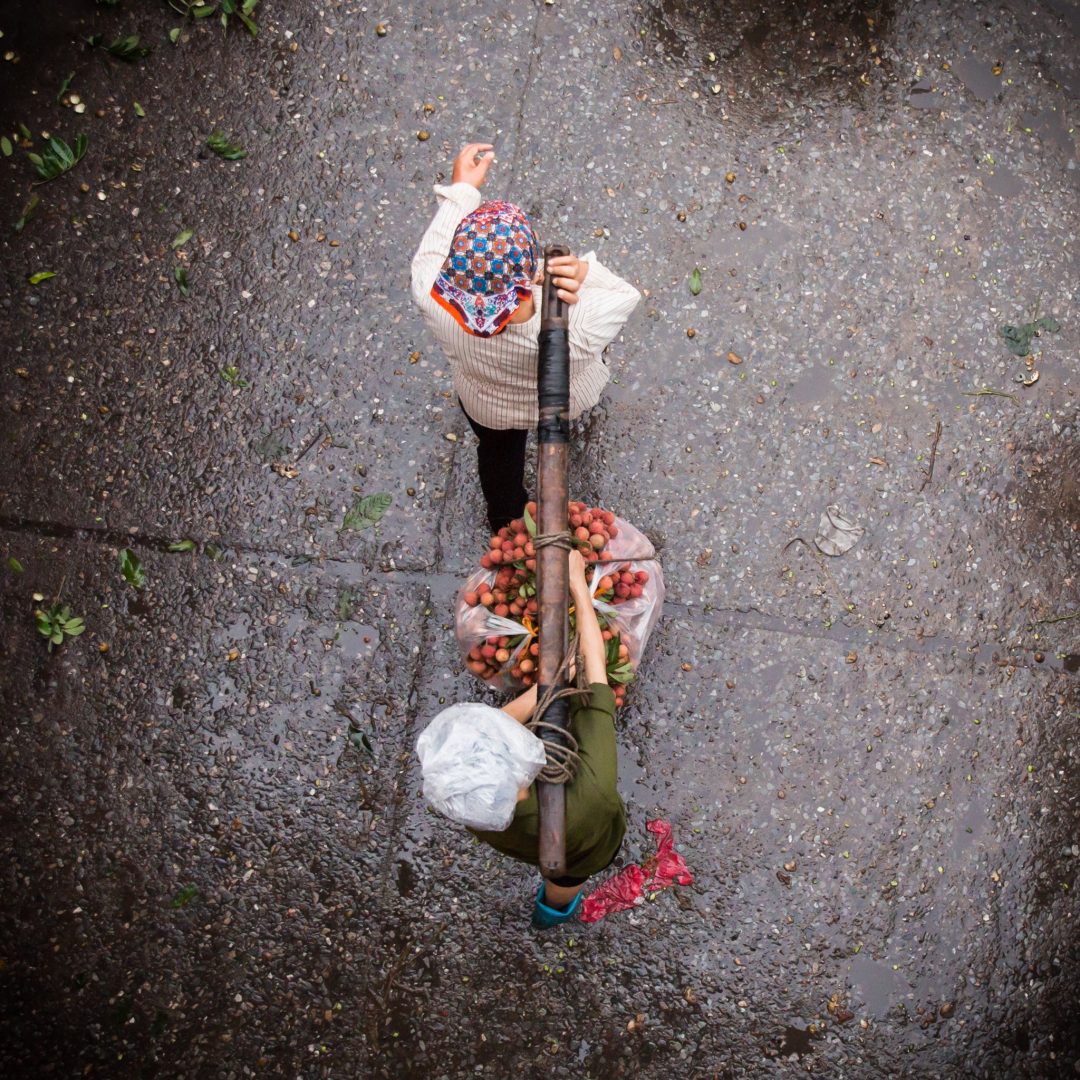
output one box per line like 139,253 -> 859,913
455,501 -> 664,706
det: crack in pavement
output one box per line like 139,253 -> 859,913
0,518 -> 1049,673
371,579 -> 435,904
503,1 -> 545,194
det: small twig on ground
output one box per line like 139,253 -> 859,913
963,388 -> 1018,402
1034,611 -> 1080,626
919,420 -> 943,493
295,424 -> 328,463
364,921 -> 446,1052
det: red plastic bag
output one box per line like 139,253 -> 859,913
578,819 -> 693,923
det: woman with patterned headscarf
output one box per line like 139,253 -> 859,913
411,143 -> 640,532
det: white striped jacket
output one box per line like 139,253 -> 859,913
411,183 -> 641,430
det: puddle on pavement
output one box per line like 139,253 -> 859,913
982,166 -> 1023,197
395,856 -> 418,898
786,364 -> 839,405
1043,0 -> 1080,38
1018,106 -> 1075,154
320,622 -> 379,662
948,796 -> 989,861
641,0 -> 896,125
950,55 -> 1002,102
776,1023 -> 815,1056
907,79 -> 949,109
849,952 -> 903,1016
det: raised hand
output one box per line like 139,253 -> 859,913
451,142 -> 495,189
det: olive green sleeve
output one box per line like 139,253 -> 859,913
571,682 -> 619,799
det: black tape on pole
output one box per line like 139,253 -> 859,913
537,330 -> 570,408
537,329 -> 570,444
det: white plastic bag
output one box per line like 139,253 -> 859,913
416,703 -> 547,831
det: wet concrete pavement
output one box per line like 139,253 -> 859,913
1,0 -> 1078,1076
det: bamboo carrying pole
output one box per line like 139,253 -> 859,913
535,244 -> 571,878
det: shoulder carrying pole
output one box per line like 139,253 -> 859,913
536,244 -> 571,879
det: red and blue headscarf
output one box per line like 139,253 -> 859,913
431,201 -> 539,337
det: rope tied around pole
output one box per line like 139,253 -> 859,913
532,530 -> 575,552
526,632 -> 588,785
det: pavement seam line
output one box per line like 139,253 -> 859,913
0,524 -> 1055,667
504,0 -> 545,193
371,580 -> 436,901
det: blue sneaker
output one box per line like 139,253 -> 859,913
531,883 -> 583,929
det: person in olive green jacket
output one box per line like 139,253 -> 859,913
418,551 -> 625,927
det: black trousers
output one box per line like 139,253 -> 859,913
460,403 -> 528,531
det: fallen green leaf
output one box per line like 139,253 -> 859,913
171,227 -> 194,249
206,129 -> 247,160
28,271 -> 56,285
177,0 -> 259,35
27,133 -> 87,181
999,314 -> 1062,356
341,494 -> 393,533
35,603 -> 85,651
8,557 -> 24,573
171,883 -> 198,909
56,71 -> 75,104
107,34 -> 151,62
174,264 -> 190,296
167,539 -> 196,552
18,124 -> 32,141
219,365 -> 249,387
119,547 -> 146,588
689,267 -> 702,296
14,193 -> 40,232
134,101 -> 146,118
343,492 -> 392,531
1,136 -> 12,157
348,730 -> 374,755
169,27 -> 181,44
